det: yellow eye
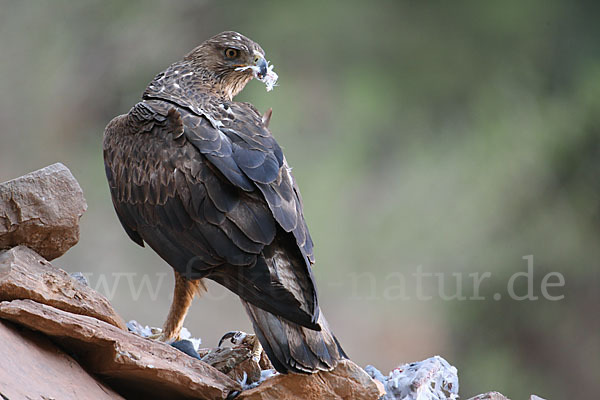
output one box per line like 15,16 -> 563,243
224,48 -> 239,58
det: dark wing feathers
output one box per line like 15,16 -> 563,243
205,152 -> 255,191
226,200 -> 276,245
183,113 -> 256,192
198,163 -> 240,212
210,240 -> 319,331
179,102 -> 313,260
103,99 -> 318,328
106,163 -> 144,247
257,181 -> 298,233
231,142 -> 281,184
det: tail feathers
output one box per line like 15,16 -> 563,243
242,300 -> 347,374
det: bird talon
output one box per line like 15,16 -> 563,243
219,330 -> 249,347
219,331 -> 264,363
146,328 -> 181,344
146,328 -> 163,340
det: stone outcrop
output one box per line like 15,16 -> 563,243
0,319 -> 124,400
0,245 -> 126,329
0,298 -> 240,400
0,242 -> 386,400
237,360 -> 385,400
0,163 -> 87,260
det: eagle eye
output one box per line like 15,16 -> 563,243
224,48 -> 239,59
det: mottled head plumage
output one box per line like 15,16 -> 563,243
187,31 -> 265,61
144,31 -> 277,105
184,31 -> 267,99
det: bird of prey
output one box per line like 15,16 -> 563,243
103,31 -> 346,373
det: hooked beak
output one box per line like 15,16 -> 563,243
254,55 -> 268,79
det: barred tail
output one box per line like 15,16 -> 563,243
242,300 -> 347,374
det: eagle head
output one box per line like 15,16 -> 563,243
185,31 -> 278,99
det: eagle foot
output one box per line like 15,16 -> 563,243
147,328 -> 180,343
218,331 -> 263,362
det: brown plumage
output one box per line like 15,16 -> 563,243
103,31 -> 346,373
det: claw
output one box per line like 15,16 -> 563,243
218,331 -> 263,363
145,328 -> 183,344
146,327 -> 169,341
218,331 -> 237,347
218,330 -> 248,347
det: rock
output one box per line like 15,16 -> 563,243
366,356 -> 459,400
0,319 -> 123,400
237,359 -> 385,400
0,163 -> 87,260
0,299 -> 241,400
467,392 -> 510,400
0,246 -> 126,330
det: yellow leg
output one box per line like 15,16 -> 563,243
157,270 -> 205,342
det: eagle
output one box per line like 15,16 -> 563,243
103,31 -> 346,373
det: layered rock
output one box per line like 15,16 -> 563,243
0,163 -> 87,260
0,319 -> 124,400
0,246 -> 125,329
237,359 -> 385,400
0,240 -> 382,399
0,299 -> 240,399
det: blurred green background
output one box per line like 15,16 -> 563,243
1,1 -> 598,398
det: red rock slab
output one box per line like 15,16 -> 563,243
0,299 -> 241,400
237,359 -> 385,400
0,319 -> 124,400
0,246 -> 126,330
